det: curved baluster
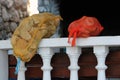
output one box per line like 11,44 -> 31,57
38,47 -> 54,80
94,46 -> 109,80
66,47 -> 81,80
17,61 -> 27,80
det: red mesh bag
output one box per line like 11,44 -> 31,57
68,16 -> 104,46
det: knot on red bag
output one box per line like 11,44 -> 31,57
68,16 -> 104,46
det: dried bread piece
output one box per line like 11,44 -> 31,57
11,12 -> 63,62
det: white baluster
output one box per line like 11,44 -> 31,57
66,47 -> 81,80
0,50 -> 8,80
38,48 -> 54,80
17,61 -> 27,80
94,46 -> 109,80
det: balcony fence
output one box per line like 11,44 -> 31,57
0,36 -> 120,80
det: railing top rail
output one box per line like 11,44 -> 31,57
0,36 -> 120,50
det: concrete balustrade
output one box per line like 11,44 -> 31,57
1,36 -> 120,80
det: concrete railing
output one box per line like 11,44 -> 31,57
1,36 -> 120,80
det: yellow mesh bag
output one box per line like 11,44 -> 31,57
11,12 -> 62,62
